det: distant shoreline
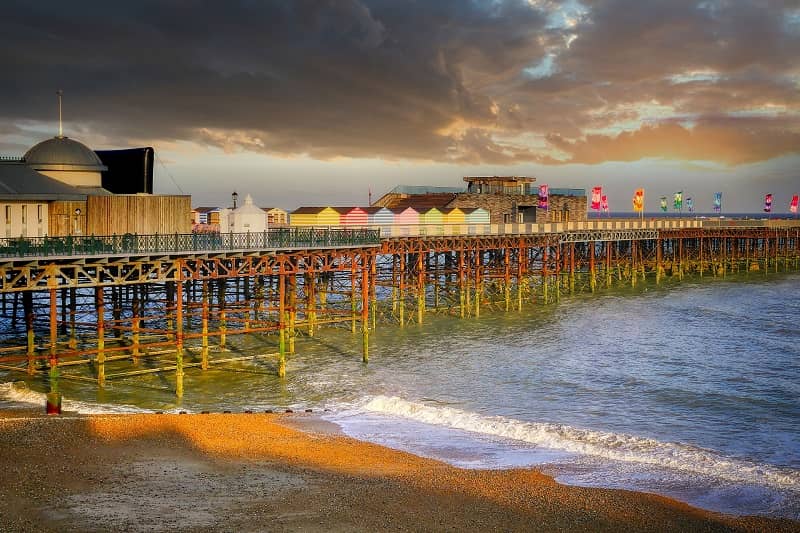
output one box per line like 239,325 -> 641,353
1,410 -> 797,532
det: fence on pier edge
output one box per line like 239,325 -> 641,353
0,219 -> 799,400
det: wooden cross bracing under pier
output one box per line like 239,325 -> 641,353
1,223 -> 799,398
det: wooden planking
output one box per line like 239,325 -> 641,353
48,200 -> 88,236
87,195 -> 191,235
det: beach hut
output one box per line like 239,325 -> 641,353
290,206 -> 341,226
334,206 -> 369,226
391,206 -> 419,225
364,206 -> 394,225
419,207 -> 443,225
441,207 -> 465,225
463,207 -> 490,224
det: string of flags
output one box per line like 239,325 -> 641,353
538,184 -> 798,215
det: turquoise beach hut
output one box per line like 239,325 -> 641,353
463,207 -> 490,224
365,206 -> 394,225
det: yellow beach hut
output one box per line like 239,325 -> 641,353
290,206 -> 341,227
419,207 -> 443,225
441,207 -> 465,225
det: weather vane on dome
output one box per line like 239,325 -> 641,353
56,89 -> 64,138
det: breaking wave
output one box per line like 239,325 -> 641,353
362,395 -> 800,490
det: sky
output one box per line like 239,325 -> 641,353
1,0 -> 798,212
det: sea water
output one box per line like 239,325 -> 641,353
2,272 -> 799,518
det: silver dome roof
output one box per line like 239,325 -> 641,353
24,136 -> 108,172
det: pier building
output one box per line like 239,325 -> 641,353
373,178 -> 588,224
1,134 -> 190,238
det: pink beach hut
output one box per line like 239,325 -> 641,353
391,207 -> 419,225
334,207 -> 369,226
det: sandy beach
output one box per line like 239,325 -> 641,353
0,410 -> 797,532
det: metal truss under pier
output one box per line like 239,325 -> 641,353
1,222 -> 798,400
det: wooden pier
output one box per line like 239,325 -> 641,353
1,220 -> 799,402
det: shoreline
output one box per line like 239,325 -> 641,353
1,410 -> 797,532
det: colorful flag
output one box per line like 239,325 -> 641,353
538,184 -> 549,209
713,192 -> 722,213
791,195 -> 799,214
660,196 -> 667,212
686,197 -> 694,212
673,191 -> 683,210
591,186 -> 602,211
601,195 -> 609,213
764,193 -> 773,213
632,189 -> 644,212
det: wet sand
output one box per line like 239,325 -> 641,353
0,410 -> 797,532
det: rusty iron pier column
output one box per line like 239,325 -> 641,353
517,241 -> 526,311
473,248 -> 482,318
361,252 -> 370,363
175,266 -> 185,398
96,287 -> 105,387
218,279 -> 227,349
458,247 -> 466,318
68,287 -> 77,349
656,238 -> 663,285
416,250 -> 425,324
306,272 -> 317,337
350,257 -> 358,333
278,266 -> 287,378
504,247 -> 511,311
46,284 -> 61,414
542,245 -> 549,304
23,291 -> 34,375
201,280 -> 209,370
288,274 -> 296,354
569,242 -> 576,294
399,253 -> 406,327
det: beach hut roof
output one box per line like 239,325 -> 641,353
385,193 -> 457,210
291,206 -> 330,214
331,206 -> 364,214
391,206 -> 419,214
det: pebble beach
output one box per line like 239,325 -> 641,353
1,410 -> 797,532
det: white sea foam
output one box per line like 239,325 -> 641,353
362,395 -> 800,491
0,382 -> 159,414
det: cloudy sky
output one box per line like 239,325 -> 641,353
1,0 -> 798,212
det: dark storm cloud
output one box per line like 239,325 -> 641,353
0,0 -> 798,165
0,0 -> 547,161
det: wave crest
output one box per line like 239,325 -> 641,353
363,395 -> 800,490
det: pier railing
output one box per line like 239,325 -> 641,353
2,218 -> 797,259
0,228 -> 381,259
